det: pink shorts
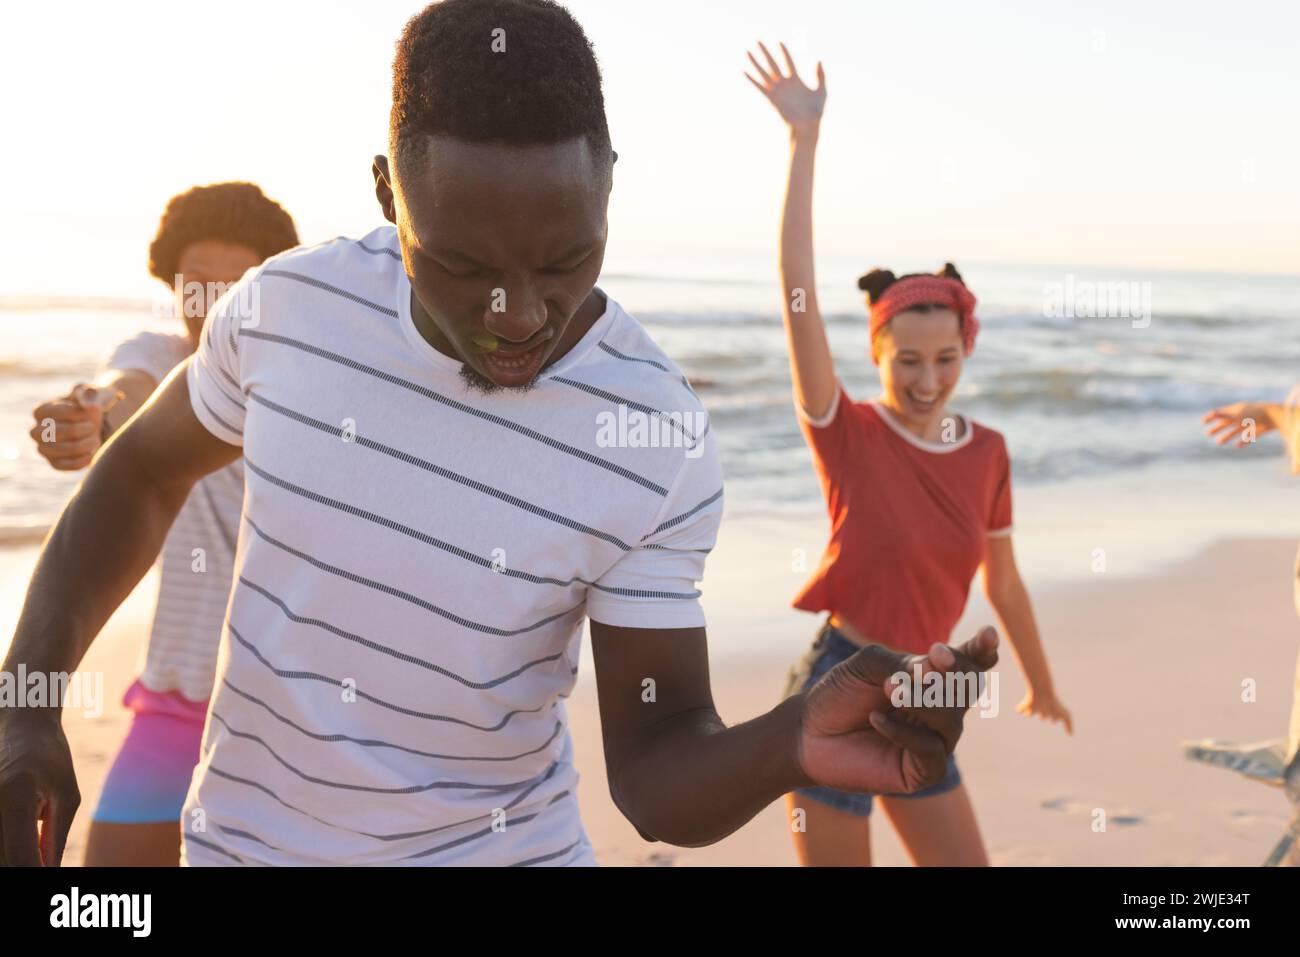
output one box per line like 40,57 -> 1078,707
91,678 -> 209,825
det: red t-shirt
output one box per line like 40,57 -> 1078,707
792,383 -> 1013,655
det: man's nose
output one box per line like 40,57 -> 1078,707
482,283 -> 547,343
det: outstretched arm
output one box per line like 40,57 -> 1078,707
746,42 -> 838,422
1202,401 -> 1286,447
1204,397 -> 1300,472
9,365 -> 236,674
29,370 -> 157,472
0,364 -> 238,865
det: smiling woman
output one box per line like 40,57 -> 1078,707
748,39 -> 1071,867
860,264 -> 976,435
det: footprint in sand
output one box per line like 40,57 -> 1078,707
1228,808 -> 1284,827
1110,813 -> 1145,827
1041,796 -> 1146,826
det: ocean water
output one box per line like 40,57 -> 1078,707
3,259 -> 1299,565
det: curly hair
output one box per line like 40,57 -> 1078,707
389,0 -> 611,175
147,182 -> 299,285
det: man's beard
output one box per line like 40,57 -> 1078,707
458,363 -> 538,396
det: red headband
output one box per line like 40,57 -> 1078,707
868,275 -> 980,365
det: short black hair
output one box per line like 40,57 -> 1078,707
389,0 -> 611,175
148,182 -> 298,285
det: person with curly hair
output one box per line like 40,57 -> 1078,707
27,182 -> 298,865
747,41 -> 1071,866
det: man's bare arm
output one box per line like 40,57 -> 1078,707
590,619 -> 998,849
0,359 -> 236,866
7,360 -> 238,674
590,621 -> 809,848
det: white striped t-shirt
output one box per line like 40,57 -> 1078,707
181,225 -> 723,866
104,332 -> 242,702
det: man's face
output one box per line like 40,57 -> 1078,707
376,135 -> 611,391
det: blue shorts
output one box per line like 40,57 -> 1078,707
781,621 -> 962,818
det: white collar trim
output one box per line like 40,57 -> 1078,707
869,400 -> 973,454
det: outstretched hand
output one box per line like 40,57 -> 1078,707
29,384 -> 123,472
795,628 -> 999,795
1202,402 -> 1277,448
744,41 -> 826,135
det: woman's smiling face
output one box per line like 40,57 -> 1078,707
376,135 -> 611,392
875,307 -> 965,426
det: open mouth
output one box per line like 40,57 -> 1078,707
906,390 -> 940,413
478,334 -> 551,386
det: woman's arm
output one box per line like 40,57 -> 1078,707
29,369 -> 157,471
746,42 -> 838,422
981,535 -> 1073,734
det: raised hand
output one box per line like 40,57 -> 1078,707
796,628 -> 999,794
744,41 -> 826,135
1202,402 -> 1278,448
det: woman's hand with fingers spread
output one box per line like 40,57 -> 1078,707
1202,402 -> 1277,448
744,41 -> 826,136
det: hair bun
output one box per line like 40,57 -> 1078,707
938,262 -> 964,284
857,268 -> 897,303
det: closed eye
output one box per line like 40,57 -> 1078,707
419,247 -> 491,280
425,247 -> 593,279
434,260 -> 491,280
540,250 -> 594,276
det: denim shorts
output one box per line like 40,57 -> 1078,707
781,620 -> 961,818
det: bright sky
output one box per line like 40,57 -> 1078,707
1,0 -> 1295,299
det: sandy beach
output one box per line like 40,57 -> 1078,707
1,0 -> 1297,887
4,517 -> 1297,868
